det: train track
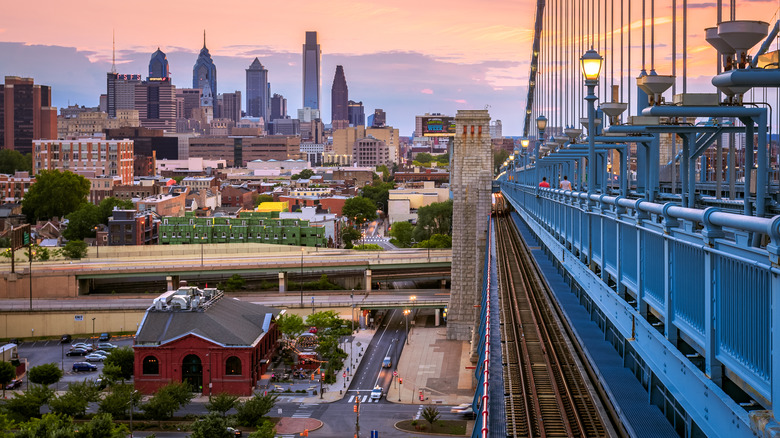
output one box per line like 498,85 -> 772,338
496,214 -> 612,437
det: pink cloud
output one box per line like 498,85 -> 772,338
420,88 -> 434,94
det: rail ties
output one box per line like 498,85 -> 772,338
496,215 -> 609,437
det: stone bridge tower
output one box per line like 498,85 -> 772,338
447,109 -> 492,343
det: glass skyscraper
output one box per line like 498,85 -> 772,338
246,58 -> 268,120
148,48 -> 170,80
302,31 -> 321,110
193,32 -> 218,117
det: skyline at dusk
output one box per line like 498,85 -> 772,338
1,0 -> 774,135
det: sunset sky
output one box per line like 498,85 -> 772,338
1,0 -> 776,135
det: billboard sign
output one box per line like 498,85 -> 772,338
421,117 -> 456,137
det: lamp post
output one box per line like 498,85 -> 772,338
580,48 -> 604,197
28,245 -> 34,311
521,139 -> 530,181
129,390 -> 138,438
300,247 -> 305,308
350,289 -> 354,376
403,309 -> 411,345
535,116 -> 547,190
94,226 -> 99,258
91,318 -> 96,346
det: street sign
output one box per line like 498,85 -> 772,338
393,371 -> 397,377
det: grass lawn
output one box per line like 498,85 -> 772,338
395,419 -> 468,435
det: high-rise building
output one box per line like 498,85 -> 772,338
0,76 -> 57,155
33,139 -> 135,185
270,94 -> 287,122
199,82 -> 214,124
107,73 -> 142,117
176,88 -> 201,119
246,58 -> 268,120
297,107 -> 320,123
135,80 -> 177,131
331,65 -> 348,126
302,31 -> 321,110
219,91 -> 242,124
148,48 -> 170,80
193,31 -> 218,117
348,100 -> 365,127
353,136 -> 389,168
372,109 -> 386,127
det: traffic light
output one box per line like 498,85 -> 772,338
300,429 -> 308,437
354,404 -> 358,412
399,378 -> 402,384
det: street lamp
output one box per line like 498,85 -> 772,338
94,226 -> 99,258
28,246 -> 35,311
300,247 -> 305,308
350,289 -> 354,376
536,115 -> 547,190
580,48 -> 603,197
91,317 -> 96,346
403,309 -> 411,344
129,390 -> 138,438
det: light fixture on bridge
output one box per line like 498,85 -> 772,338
536,115 -> 547,132
580,48 -> 603,82
521,139 -> 529,149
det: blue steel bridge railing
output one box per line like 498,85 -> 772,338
500,179 -> 780,431
472,216 -> 492,438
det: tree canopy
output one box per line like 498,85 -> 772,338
61,240 -> 88,259
103,347 -> 134,381
22,170 -> 90,222
413,200 -> 453,241
0,150 -> 32,175
388,221 -> 414,248
360,181 -> 393,214
276,314 -> 306,340
28,363 -> 63,386
291,169 -> 315,180
342,197 -> 378,225
494,148 -> 511,174
340,226 -> 361,249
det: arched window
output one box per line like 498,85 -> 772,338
225,356 -> 242,375
142,356 -> 159,375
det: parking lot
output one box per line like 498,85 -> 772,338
10,335 -> 135,391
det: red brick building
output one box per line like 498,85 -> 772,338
134,292 -> 280,396
221,185 -> 256,209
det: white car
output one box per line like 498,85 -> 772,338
97,342 -> 117,350
450,403 -> 471,413
370,386 -> 383,400
85,353 -> 105,362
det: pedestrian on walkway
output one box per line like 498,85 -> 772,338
539,177 -> 550,188
560,175 -> 572,190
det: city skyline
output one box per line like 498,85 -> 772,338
0,1 -> 771,136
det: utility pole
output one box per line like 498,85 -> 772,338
354,391 -> 361,438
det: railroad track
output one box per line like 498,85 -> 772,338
496,214 -> 612,437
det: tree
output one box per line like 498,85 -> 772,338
342,197 -> 378,225
375,165 -> 391,182
104,347 -> 135,379
61,240 -> 88,259
254,194 -> 274,207
0,361 -> 16,398
206,392 -> 239,418
78,413 -> 128,438
63,203 -> 101,241
190,413 -> 231,438
388,221 -> 414,248
101,363 -> 124,384
3,384 -> 53,422
305,310 -> 343,332
494,148 -> 510,174
276,314 -> 306,341
48,390 -> 89,418
360,182 -> 394,213
141,382 -> 194,422
28,363 -> 63,386
15,413 -> 75,437
0,150 -> 31,174
416,234 -> 452,248
421,406 -> 441,429
22,170 -> 90,222
0,413 -> 16,438
220,274 -> 246,291
98,197 -> 134,224
414,200 -> 453,241
98,384 -> 141,419
235,393 -> 278,427
340,226 -> 361,249
248,418 -> 276,438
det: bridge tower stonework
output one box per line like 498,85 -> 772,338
447,109 -> 492,344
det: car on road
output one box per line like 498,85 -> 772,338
85,353 -> 106,362
66,348 -> 89,356
382,356 -> 392,368
73,362 -> 98,372
226,427 -> 242,436
60,334 -> 72,343
97,342 -> 117,350
455,406 -> 476,419
450,403 -> 471,413
5,379 -> 22,390
370,386 -> 383,400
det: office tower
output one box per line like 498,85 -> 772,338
246,58 -> 268,120
372,109 -> 386,127
135,80 -> 177,131
176,88 -> 202,119
348,100 -> 365,127
490,119 -> 503,138
270,93 -> 287,121
193,31 -> 218,117
302,31 -> 321,110
33,139 -> 134,184
0,76 -> 57,155
107,73 -> 142,117
220,91 -> 242,123
353,136 -> 389,168
331,65 -> 348,127
148,48 -> 170,80
297,107 -> 320,123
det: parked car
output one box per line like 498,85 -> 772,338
97,342 -> 117,350
60,334 -> 72,344
5,379 -> 22,390
98,333 -> 111,342
73,362 -> 98,372
226,427 -> 242,437
66,348 -> 89,356
92,350 -> 110,357
85,353 -> 105,362
71,343 -> 93,352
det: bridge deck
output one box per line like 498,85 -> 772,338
510,212 -> 678,438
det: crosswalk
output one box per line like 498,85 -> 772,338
291,403 -> 317,419
347,394 -> 381,403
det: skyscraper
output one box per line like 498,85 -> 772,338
246,58 -> 268,120
193,31 -> 218,117
148,48 -> 170,80
220,91 -> 242,123
348,100 -> 365,127
270,94 -> 287,122
372,109 -> 386,127
331,65 -> 348,128
0,76 -> 57,155
107,73 -> 142,117
302,31 -> 321,110
135,80 -> 177,131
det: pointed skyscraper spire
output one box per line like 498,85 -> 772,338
111,29 -> 117,74
203,29 -> 206,48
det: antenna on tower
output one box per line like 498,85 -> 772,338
203,29 -> 206,48
111,29 -> 117,74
